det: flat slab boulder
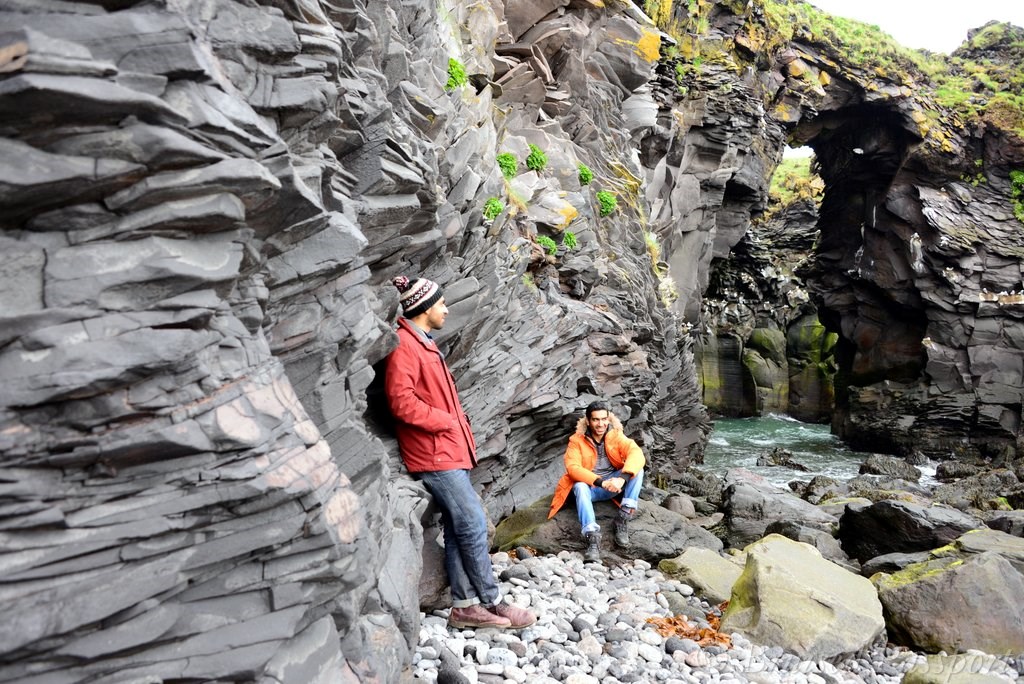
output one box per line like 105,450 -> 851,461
764,519 -> 857,571
874,551 -> 1024,655
494,495 -> 722,565
952,527 -> 1024,574
658,547 -> 744,604
721,534 -> 884,660
859,454 -> 922,481
986,510 -> 1024,537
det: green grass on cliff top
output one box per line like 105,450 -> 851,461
645,1 -> 1024,139
696,0 -> 1024,140
763,2 -> 1024,137
761,0 -> 932,78
932,23 -> 1024,137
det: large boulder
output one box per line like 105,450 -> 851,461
658,546 -> 745,604
791,475 -> 847,504
838,500 -> 983,563
493,495 -> 723,564
987,510 -> 1024,537
931,469 -> 1022,512
844,475 -> 934,503
935,461 -> 983,482
720,469 -> 838,548
815,496 -> 872,519
860,550 -> 934,576
721,535 -> 885,660
661,493 -> 697,518
859,454 -> 922,482
763,520 -> 857,572
874,551 -> 1024,654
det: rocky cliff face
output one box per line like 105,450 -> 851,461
778,23 -> 1024,461
663,4 -> 1024,460
699,197 -> 835,422
2,0 -> 1023,681
0,0 -> 705,680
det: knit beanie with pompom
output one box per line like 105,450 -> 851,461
392,275 -> 442,318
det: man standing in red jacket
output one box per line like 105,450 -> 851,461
384,275 -> 535,630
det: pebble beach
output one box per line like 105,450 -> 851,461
411,550 -> 1022,684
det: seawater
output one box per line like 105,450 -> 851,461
700,414 -> 935,488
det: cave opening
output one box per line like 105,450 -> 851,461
790,104 -> 930,443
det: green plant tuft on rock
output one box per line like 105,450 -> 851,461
1011,170 -> 1024,224
563,231 -> 578,250
961,171 -> 986,187
497,152 -> 518,179
482,197 -> 504,221
526,144 -> 548,172
445,58 -> 468,91
596,190 -> 618,217
577,163 -> 594,185
536,235 -> 557,255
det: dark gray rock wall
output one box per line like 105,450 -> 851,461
769,32 -> 1024,459
0,0 -> 414,680
0,0 -> 709,680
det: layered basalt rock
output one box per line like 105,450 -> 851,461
788,63 -> 1024,458
0,0 -> 705,680
0,2 -> 403,680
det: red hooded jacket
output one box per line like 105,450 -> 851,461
384,317 -> 477,472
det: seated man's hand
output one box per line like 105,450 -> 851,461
602,477 -> 626,493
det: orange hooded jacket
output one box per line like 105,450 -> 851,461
547,413 -> 645,519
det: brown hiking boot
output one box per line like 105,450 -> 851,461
489,602 -> 536,628
448,604 -> 511,629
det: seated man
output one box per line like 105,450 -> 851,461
547,400 -> 646,562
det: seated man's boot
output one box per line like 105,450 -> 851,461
583,530 -> 602,563
448,604 -> 511,629
613,509 -> 632,547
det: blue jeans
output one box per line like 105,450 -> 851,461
573,469 -> 644,534
416,469 -> 499,608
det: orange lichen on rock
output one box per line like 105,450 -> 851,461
637,27 -> 662,63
